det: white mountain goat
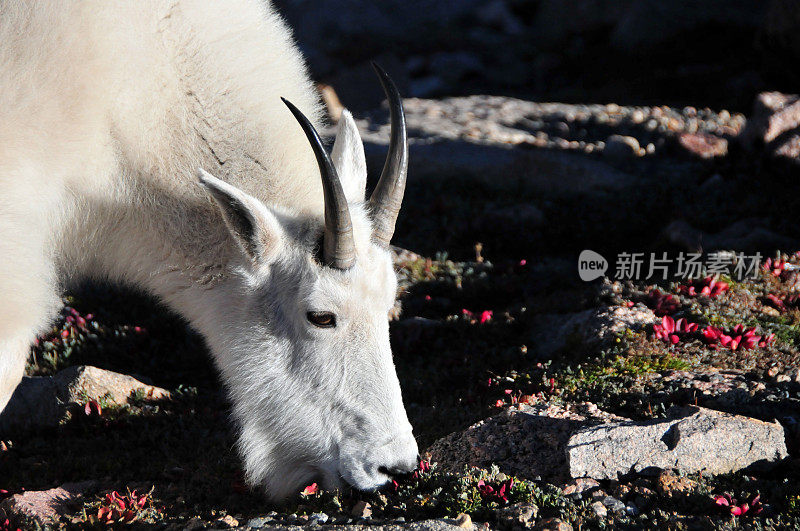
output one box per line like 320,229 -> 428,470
0,0 -> 419,500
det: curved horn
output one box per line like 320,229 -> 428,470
282,98 -> 355,270
368,62 -> 408,247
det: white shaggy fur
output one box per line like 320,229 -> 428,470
0,0 -> 418,500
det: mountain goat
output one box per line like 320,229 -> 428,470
0,0 -> 419,500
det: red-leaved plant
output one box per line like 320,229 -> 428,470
645,290 -> 680,316
702,325 -> 774,351
0,519 -> 21,531
714,493 -> 763,516
96,489 -> 149,525
653,315 -> 698,344
476,478 -> 514,504
763,257 -> 789,278
300,483 -> 319,496
678,276 -> 729,298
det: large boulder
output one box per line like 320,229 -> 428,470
351,96 -> 637,195
0,482 -> 98,528
427,403 -> 626,482
567,407 -> 788,479
428,404 -> 787,484
740,92 -> 800,166
0,365 -> 169,433
530,304 -> 658,358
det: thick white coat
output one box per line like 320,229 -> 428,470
0,0 -> 418,500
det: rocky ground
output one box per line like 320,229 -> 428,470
3,89 -> 800,529
6,0 -> 800,528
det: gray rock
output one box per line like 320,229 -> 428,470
532,304 -> 657,358
427,403 -> 626,482
741,92 -> 800,147
561,477 -> 601,496
590,501 -> 607,518
567,407 -> 788,480
0,481 -> 97,527
740,91 -> 800,166
677,132 -> 728,159
0,365 -> 170,434
309,513 -> 329,524
247,516 -> 274,528
347,96 -> 637,196
602,496 -> 626,513
603,135 -> 641,160
212,514 -> 239,528
496,503 -> 538,529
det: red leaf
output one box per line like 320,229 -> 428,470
301,483 -> 318,496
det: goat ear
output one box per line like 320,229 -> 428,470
331,110 -> 367,203
197,168 -> 283,264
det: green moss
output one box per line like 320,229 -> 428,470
557,345 -> 690,396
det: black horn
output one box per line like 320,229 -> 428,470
282,98 -> 355,269
368,63 -> 408,247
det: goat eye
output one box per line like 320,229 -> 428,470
307,311 -> 336,328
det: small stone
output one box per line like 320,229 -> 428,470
591,501 -> 607,518
602,496 -> 626,513
535,517 -> 573,531
454,513 -> 473,528
561,477 -> 600,495
351,500 -> 372,518
310,513 -> 329,524
604,135 -> 641,160
677,132 -> 728,159
213,514 -> 238,528
496,503 -> 538,528
742,92 -> 800,146
590,489 -> 606,501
